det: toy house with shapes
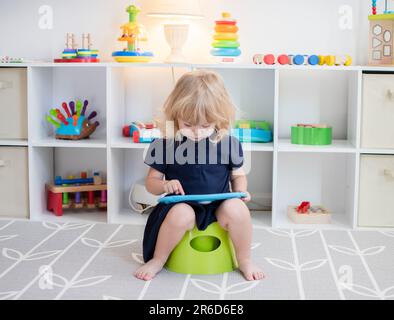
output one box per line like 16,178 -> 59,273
369,1 -> 394,65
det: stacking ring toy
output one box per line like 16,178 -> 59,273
211,12 -> 241,60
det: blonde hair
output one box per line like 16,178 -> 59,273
156,70 -> 236,141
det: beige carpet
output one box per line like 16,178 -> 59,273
0,219 -> 393,300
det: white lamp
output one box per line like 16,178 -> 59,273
145,0 -> 203,63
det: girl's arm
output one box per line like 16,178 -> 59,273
145,168 -> 185,196
230,167 -> 251,202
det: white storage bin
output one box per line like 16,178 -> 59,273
361,73 -> 394,149
0,147 -> 29,218
358,155 -> 394,227
0,68 -> 27,139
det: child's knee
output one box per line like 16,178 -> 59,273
166,204 -> 195,230
222,198 -> 248,214
218,199 -> 250,224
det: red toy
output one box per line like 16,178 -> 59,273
253,53 -> 290,65
296,201 -> 311,214
123,121 -> 160,143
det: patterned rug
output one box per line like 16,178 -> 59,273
0,219 -> 393,300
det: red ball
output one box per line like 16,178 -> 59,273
264,54 -> 276,65
278,54 -> 290,65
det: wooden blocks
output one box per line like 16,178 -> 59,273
288,204 -> 331,224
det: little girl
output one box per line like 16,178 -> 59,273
134,70 -> 264,282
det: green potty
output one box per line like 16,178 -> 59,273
165,222 -> 238,275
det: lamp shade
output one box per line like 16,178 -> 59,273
145,0 -> 203,19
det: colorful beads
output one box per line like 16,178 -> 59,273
253,54 -> 353,66
211,12 -> 241,58
372,0 -> 377,15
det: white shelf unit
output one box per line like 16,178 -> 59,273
0,62 -> 393,230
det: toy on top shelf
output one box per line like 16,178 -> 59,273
211,12 -> 241,63
368,1 -> 394,65
288,202 -> 331,224
112,5 -> 154,63
45,99 -> 100,140
54,33 -> 99,63
372,0 -> 377,15
46,171 -> 107,216
253,54 -> 352,66
291,124 -> 332,146
122,121 -> 161,143
0,56 -> 24,63
231,120 -> 273,143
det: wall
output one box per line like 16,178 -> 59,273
0,0 -> 373,64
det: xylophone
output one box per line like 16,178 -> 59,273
46,172 -> 107,216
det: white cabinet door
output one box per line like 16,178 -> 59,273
359,155 -> 394,227
362,74 -> 394,149
0,147 -> 29,218
0,68 -> 27,139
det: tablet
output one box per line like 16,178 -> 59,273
158,192 -> 247,205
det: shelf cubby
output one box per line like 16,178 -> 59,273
108,147 -> 150,225
277,69 -> 360,152
108,66 -> 191,148
28,66 -> 107,147
29,147 -> 107,224
274,152 -> 357,229
244,151 -> 273,228
197,67 -> 276,128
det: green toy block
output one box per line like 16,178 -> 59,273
165,222 -> 238,275
291,126 -> 332,146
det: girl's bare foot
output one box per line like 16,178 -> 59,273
238,260 -> 265,281
134,258 -> 165,281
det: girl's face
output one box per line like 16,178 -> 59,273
178,119 -> 215,141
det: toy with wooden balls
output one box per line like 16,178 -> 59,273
253,54 -> 352,66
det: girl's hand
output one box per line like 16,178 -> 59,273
164,180 -> 185,195
239,191 -> 251,203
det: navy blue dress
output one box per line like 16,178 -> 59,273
142,133 -> 244,262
